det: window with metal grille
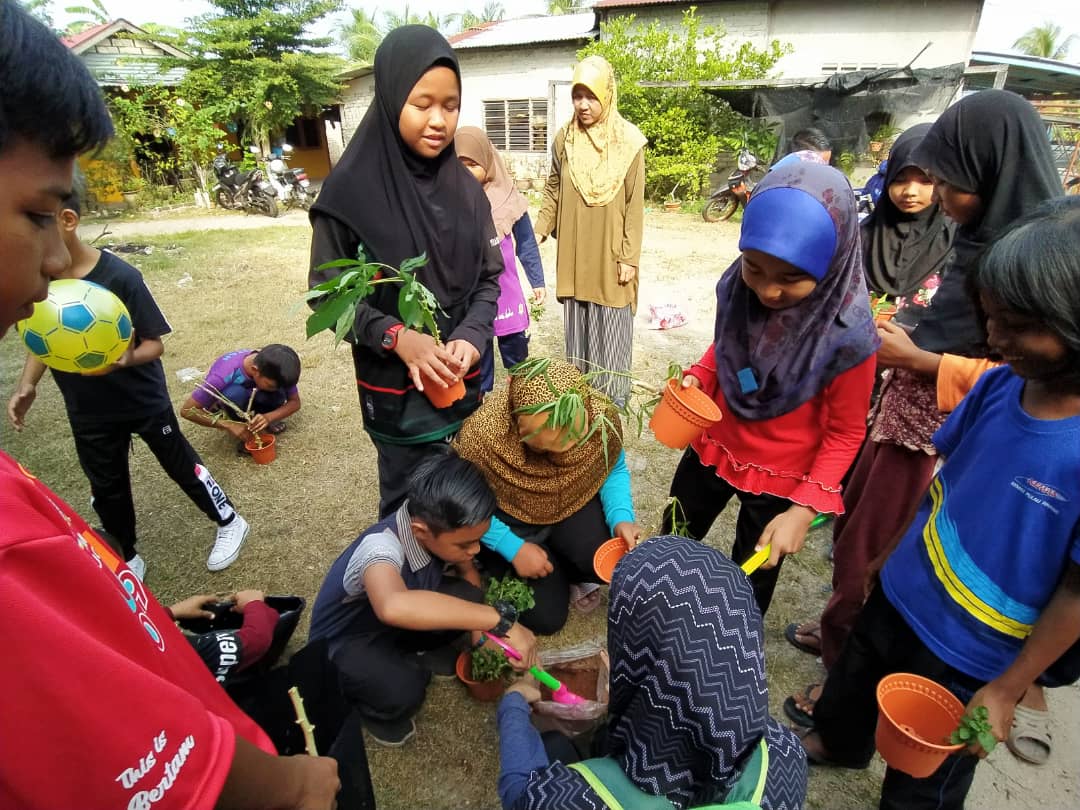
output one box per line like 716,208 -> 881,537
484,98 -> 547,152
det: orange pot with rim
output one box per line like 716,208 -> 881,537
875,673 -> 965,777
455,651 -> 505,702
244,433 -> 276,464
424,378 -> 466,409
649,378 -> 723,450
594,537 -> 629,583
874,305 -> 897,326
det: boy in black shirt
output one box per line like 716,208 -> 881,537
7,187 -> 249,578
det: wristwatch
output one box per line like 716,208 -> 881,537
381,323 -> 405,350
489,599 -> 518,638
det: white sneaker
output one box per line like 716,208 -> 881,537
207,514 -> 249,571
125,553 -> 146,581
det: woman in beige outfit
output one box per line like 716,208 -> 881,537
535,55 -> 646,404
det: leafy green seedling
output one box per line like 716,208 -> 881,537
469,646 -> 511,682
949,706 -> 997,753
485,575 -> 536,614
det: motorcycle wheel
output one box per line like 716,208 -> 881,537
299,190 -> 315,211
214,188 -> 238,210
258,193 -> 280,218
702,194 -> 739,223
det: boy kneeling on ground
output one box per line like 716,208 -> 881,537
309,450 -> 538,747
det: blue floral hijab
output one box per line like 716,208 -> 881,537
520,537 -> 807,810
713,162 -> 878,421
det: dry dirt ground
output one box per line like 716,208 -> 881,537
0,207 -> 1069,808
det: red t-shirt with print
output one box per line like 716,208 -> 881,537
0,450 -> 275,809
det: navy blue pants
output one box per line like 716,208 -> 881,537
479,331 -> 530,393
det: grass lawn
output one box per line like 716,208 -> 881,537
0,215 -> 885,809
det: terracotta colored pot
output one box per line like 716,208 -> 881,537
663,200 -> 681,212
869,141 -> 884,153
649,379 -> 723,449
455,651 -> 505,702
874,306 -> 897,326
593,537 -> 628,583
244,433 -> 276,464
875,673 -> 965,777
424,378 -> 466,409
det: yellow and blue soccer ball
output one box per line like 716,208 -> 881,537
17,279 -> 133,374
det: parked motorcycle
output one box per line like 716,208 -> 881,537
702,149 -> 760,222
211,152 -> 279,218
265,144 -> 316,211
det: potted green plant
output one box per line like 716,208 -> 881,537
637,362 -> 722,450
183,381 -> 276,463
485,574 -> 537,614
871,292 -> 897,324
663,180 -> 682,213
869,123 -> 901,155
456,646 -> 510,702
304,249 -> 465,408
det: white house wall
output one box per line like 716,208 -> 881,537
600,0 -> 981,78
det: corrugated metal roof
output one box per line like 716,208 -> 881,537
61,21 -> 113,50
594,0 -> 696,7
448,13 -> 597,49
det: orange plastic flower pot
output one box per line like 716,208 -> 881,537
874,306 -> 897,326
455,651 -> 505,702
875,673 -> 965,777
649,378 -> 723,450
593,537 -> 628,583
424,378 -> 466,409
244,433 -> 276,464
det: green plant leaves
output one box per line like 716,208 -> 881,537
485,575 -> 536,613
469,647 -> 510,682
950,706 -> 997,753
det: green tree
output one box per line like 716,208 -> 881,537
381,4 -> 448,34
451,1 -> 505,32
63,0 -> 110,33
18,0 -> 54,28
1012,22 -> 1077,60
547,0 -> 581,15
578,9 -> 788,199
178,0 -> 345,154
340,7 -> 382,63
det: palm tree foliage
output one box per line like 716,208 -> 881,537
1013,22 -> 1077,61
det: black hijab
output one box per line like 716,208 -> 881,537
909,90 -> 1061,356
310,25 -> 490,307
862,124 -> 954,297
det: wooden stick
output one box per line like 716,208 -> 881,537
287,686 -> 318,756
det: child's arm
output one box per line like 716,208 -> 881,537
936,354 -> 1002,412
232,590 -> 277,673
683,343 -> 720,399
497,684 -> 549,810
482,514 -> 553,579
511,215 -> 545,298
7,353 -> 47,431
180,393 -> 250,440
964,562 -> 1080,756
363,563 -> 537,669
248,390 -> 301,434
83,335 -> 165,377
599,449 -> 643,548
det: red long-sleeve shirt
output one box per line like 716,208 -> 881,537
686,344 -> 875,514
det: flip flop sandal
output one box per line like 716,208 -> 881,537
783,683 -> 820,728
784,621 -> 823,656
793,726 -> 870,770
569,583 -> 603,614
266,421 -> 287,435
1007,705 -> 1052,765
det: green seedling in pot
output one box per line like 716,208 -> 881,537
870,292 -> 895,318
305,248 -> 444,347
949,706 -> 997,753
469,646 -> 511,683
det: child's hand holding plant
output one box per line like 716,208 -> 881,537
952,686 -> 1010,757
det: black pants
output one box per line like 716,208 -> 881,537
480,495 -> 609,635
331,578 -> 482,724
373,434 -> 455,519
479,331 -> 530,393
814,587 -> 983,810
71,408 -> 235,560
663,448 -> 791,614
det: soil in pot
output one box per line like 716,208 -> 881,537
245,433 -> 276,464
423,378 -> 466,409
455,651 -> 506,702
649,378 -> 722,450
875,673 -> 964,778
539,660 -> 602,703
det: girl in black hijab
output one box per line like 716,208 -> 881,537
861,123 -> 954,304
309,26 -> 502,517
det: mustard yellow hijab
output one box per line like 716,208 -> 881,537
564,56 -> 647,207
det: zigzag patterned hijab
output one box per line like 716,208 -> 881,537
520,537 -> 807,810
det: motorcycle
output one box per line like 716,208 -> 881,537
702,149 -> 760,222
211,152 -> 279,218
264,144 -> 316,211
